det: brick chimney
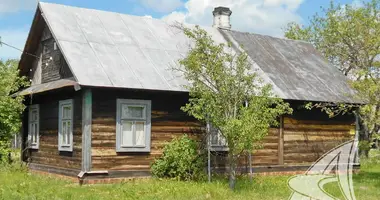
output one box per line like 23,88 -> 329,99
212,7 -> 232,30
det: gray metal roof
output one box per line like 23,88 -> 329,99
38,2 -> 359,103
14,79 -> 78,97
225,30 -> 358,103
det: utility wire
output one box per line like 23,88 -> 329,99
0,40 -> 40,59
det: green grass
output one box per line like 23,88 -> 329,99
1,151 -> 379,200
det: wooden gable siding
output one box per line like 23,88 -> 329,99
91,88 -> 201,171
29,24 -> 73,85
24,88 -> 82,170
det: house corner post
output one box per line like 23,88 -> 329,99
278,115 -> 284,165
82,88 -> 92,172
354,109 -> 360,164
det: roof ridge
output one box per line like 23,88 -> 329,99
224,29 -> 313,46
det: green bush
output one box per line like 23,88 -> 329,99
0,141 -> 11,163
151,135 -> 205,181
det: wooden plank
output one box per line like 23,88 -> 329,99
81,89 -> 92,172
278,116 -> 284,165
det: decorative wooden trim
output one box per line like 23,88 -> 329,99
28,104 -> 40,149
354,110 -> 360,164
58,99 -> 74,152
115,99 -> 152,153
278,115 -> 284,165
82,89 -> 92,172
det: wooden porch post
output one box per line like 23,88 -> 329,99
81,89 -> 92,172
278,115 -> 284,165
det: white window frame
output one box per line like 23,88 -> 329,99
208,123 -> 229,152
58,99 -> 74,152
28,105 -> 40,149
116,99 -> 151,152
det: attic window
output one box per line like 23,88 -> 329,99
116,99 -> 151,152
53,42 -> 57,50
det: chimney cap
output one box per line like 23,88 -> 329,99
213,7 -> 232,16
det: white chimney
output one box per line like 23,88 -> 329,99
212,7 -> 232,30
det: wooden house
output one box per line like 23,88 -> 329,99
18,2 -> 361,183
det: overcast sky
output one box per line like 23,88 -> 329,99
0,0 -> 364,60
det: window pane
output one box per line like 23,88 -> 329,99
129,107 -> 144,118
63,106 -> 71,119
122,105 -> 144,119
62,121 -> 67,144
219,133 -> 227,146
135,122 -> 145,146
30,124 -> 34,143
31,110 -> 38,121
67,121 -> 71,145
122,121 -> 133,146
33,124 -> 38,143
210,126 -> 219,145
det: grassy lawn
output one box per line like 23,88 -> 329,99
0,151 -> 379,200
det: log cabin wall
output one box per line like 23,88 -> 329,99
282,102 -> 355,165
91,90 -> 356,174
24,88 -> 82,174
210,101 -> 355,172
91,88 -> 201,172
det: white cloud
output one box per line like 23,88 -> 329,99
0,0 -> 37,14
263,0 -> 303,10
140,0 -> 184,13
0,28 -> 29,60
162,0 -> 304,37
351,0 -> 364,9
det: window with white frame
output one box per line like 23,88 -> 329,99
28,105 -> 40,149
58,99 -> 74,152
116,99 -> 151,152
208,123 -> 228,151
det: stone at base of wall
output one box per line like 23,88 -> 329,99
28,163 -> 361,185
29,169 -> 151,185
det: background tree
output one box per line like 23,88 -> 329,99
176,26 -> 292,190
0,58 -> 28,162
284,0 -> 380,155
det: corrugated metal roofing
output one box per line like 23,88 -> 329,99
37,2 -> 359,103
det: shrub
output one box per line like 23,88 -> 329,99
151,135 -> 205,181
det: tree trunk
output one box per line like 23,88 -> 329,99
359,115 -> 371,158
228,153 -> 237,190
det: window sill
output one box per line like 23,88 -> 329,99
29,145 -> 39,150
209,146 -> 229,152
58,147 -> 73,152
116,147 -> 150,153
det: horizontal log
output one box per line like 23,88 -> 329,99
284,134 -> 351,142
284,124 -> 354,131
284,117 -> 355,126
38,144 -> 82,151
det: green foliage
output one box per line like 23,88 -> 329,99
359,140 -> 372,155
175,25 -> 292,189
151,135 -> 205,181
0,59 -> 28,162
1,159 -> 380,199
284,0 -> 380,149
